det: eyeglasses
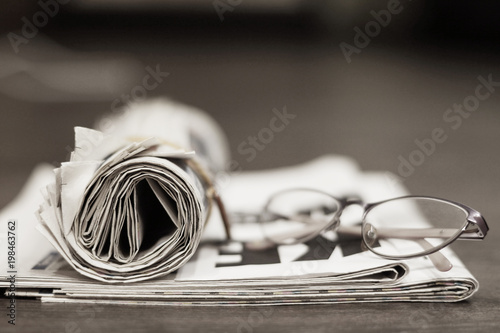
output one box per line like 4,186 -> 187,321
250,188 -> 488,271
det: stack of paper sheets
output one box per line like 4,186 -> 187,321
0,154 -> 478,304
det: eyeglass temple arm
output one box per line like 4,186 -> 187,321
340,226 -> 481,240
416,239 -> 452,271
339,226 -> 453,271
275,211 -> 483,240
266,214 -> 480,244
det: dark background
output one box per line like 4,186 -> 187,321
0,1 -> 499,332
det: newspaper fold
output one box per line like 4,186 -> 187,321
35,99 -> 230,282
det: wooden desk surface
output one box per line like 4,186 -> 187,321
0,19 -> 499,332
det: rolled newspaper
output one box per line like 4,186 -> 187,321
36,99 -> 230,282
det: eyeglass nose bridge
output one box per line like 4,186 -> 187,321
343,197 -> 364,207
338,197 -> 370,217
327,197 -> 368,231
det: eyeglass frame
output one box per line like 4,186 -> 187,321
259,188 -> 489,265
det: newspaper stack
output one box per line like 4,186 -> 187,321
0,101 -> 480,304
0,159 -> 479,304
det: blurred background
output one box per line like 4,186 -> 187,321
0,0 -> 499,213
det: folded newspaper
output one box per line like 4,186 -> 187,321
35,100 -> 230,283
0,100 -> 479,304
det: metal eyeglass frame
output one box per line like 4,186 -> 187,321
258,188 -> 489,271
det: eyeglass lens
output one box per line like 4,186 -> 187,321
262,189 -> 341,244
363,197 -> 468,257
